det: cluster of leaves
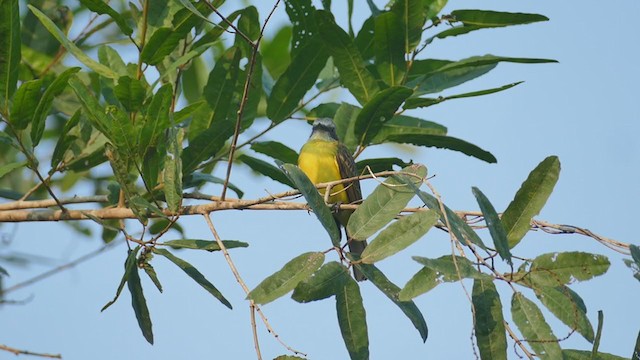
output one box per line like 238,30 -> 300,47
1,0 -> 638,359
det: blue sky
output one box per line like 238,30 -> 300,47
3,0 -> 640,359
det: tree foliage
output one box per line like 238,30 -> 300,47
0,0 -> 636,359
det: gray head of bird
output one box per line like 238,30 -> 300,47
309,118 -> 339,141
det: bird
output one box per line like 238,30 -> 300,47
298,118 -> 367,281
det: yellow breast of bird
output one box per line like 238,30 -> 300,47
298,139 -> 349,204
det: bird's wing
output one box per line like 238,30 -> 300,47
336,143 -> 362,204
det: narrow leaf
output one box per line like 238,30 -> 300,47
102,246 -> 140,311
163,128 -> 183,213
562,349 -> 628,360
0,161 -> 26,179
9,79 -> 43,130
163,239 -> 248,251
180,118 -> 235,175
316,10 -> 380,104
523,252 -> 610,287
473,276 -> 507,360
403,82 -> 523,109
239,155 -> 294,187
278,163 -> 340,245
534,285 -> 594,342
502,156 -> 561,248
250,141 -> 299,164
390,0 -> 425,53
369,115 -> 448,144
183,173 -> 244,198
292,261 -> 350,303
28,5 -> 118,79
355,86 -> 413,145
139,83 -> 173,156
127,259 -> 154,344
347,164 -> 426,240
385,133 -> 497,163
248,252 -> 325,305
374,12 -> 406,86
361,210 -> 438,264
114,76 -> 146,112
0,0 -> 20,107
51,109 -> 81,169
512,292 -> 562,358
142,262 -> 163,293
472,187 -> 511,264
336,278 -> 369,360
399,255 -> 481,300
79,0 -> 133,35
153,248 -> 232,309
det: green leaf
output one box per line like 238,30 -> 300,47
127,256 -> 154,344
403,82 -> 523,109
10,79 -> 43,130
239,155 -> 294,187
316,10 -> 380,104
361,210 -> 437,264
336,277 -> 369,360
107,105 -> 137,159
183,173 -> 244,198
412,190 -> 486,249
267,38 -> 329,123
355,86 -> 413,145
511,292 -> 561,358
292,261 -> 350,303
431,10 -> 548,41
173,0 -> 214,25
102,246 -> 141,311
250,141 -> 299,164
473,276 -> 507,360
502,156 -> 561,248
142,261 -> 163,293
51,109 -> 81,170
248,252 -> 325,305
374,12 -> 406,86
98,45 -> 129,77
0,0 -> 20,108
261,25 -> 292,78
31,67 -> 81,146
333,102 -> 361,152
114,76 -> 146,112
284,0 -> 318,57
356,157 -> 411,173
399,255 -> 482,300
153,248 -> 232,309
27,5 -> 118,79
278,163 -> 340,245
105,144 -> 147,224
139,83 -> 172,157
163,128 -> 183,213
409,61 -> 496,95
356,262 -> 428,342
162,239 -> 248,251
180,118 -> 235,175
79,0 -> 133,35
396,132 -> 498,162
472,187 -> 511,264
533,285 -> 594,343
199,47 -> 241,135
562,349 -> 629,360
347,164 -> 426,240
354,16 -> 375,61
369,115 -> 447,144
390,0 -> 425,53
0,161 -> 26,179
523,252 -> 610,287
68,76 -> 113,138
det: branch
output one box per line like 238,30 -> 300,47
0,344 -> 61,359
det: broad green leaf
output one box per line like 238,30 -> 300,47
102,246 -> 141,311
107,105 -> 137,159
522,252 -> 610,287
356,157 -> 411,173
534,285 -> 594,342
369,115 -> 448,144
10,79 -> 43,130
114,76 -> 146,112
98,45 -> 129,77
261,25 -> 292,78
239,155 -> 294,187
51,109 -> 81,169
0,0 -> 20,108
336,277 -> 369,360
473,276 -> 507,360
403,82 -> 523,109
390,0 -> 425,53
284,0 -> 319,57
347,164 -> 426,240
425,0 -> 448,19
250,141 -> 299,164
431,10 -> 548,42
127,256 -> 154,344
502,156 -> 561,248
31,67 -> 80,146
399,255 -> 482,300
0,161 -> 26,179
412,190 -> 486,249
68,76 -> 113,138
278,163 -> 340,245
511,292 -> 561,358
292,261 -> 350,303
248,252 -> 325,305
561,349 -> 629,360
163,239 -> 248,251
180,117 -> 234,175
316,10 -> 380,104
361,210 -> 437,264
153,248 -> 232,309
472,187 -> 511,264
356,262 -> 428,342
411,63 -> 497,95
27,5 -> 118,79
79,0 -> 133,35
333,102 -> 361,152
267,38 -> 329,123
172,0 -> 214,25
355,86 -> 413,145
154,42 -> 212,86
183,172 -> 244,198
385,133 -> 497,163
163,128 -> 183,213
354,16 -> 375,61
139,83 -> 172,157
374,12 -> 406,86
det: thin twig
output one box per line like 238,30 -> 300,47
0,344 -> 62,359
203,214 -> 306,356
504,321 -> 535,359
250,304 -> 263,360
